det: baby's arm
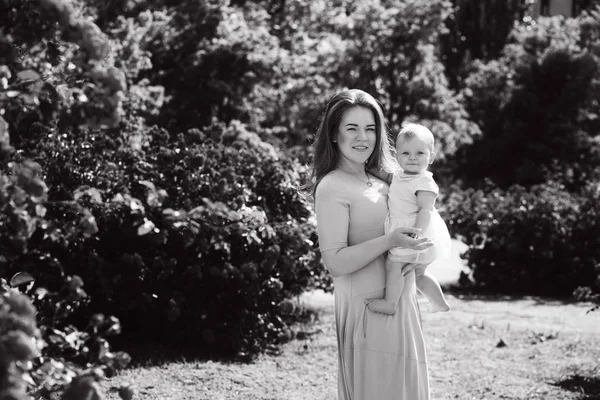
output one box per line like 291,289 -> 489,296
414,190 -> 437,232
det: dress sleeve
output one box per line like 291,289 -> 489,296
412,173 -> 439,197
314,175 -> 350,252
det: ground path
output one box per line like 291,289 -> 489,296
104,240 -> 600,399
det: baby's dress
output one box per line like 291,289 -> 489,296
386,170 -> 451,264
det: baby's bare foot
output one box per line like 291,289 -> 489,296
427,302 -> 450,313
366,299 -> 398,315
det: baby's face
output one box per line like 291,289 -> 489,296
396,137 -> 434,175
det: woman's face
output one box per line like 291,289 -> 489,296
334,106 -> 377,168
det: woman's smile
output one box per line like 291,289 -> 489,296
335,106 -> 377,169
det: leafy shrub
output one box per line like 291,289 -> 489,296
4,103 -> 327,359
1,0 -> 328,362
0,0 -> 126,151
0,152 -> 130,400
0,3 -> 133,398
0,275 -> 131,400
28,119 -> 328,359
442,181 -> 600,297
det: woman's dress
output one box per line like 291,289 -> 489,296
315,170 -> 430,400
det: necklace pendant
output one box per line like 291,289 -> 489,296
366,182 -> 373,188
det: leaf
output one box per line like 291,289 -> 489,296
97,338 -> 110,360
48,334 -> 65,345
42,82 -> 60,101
138,180 -> 156,191
34,287 -> 48,300
10,272 -> 35,287
137,218 -> 155,236
80,215 -> 99,237
72,89 -> 88,102
55,84 -> 70,100
22,93 -> 40,106
103,316 -> 122,336
21,372 -> 35,386
73,186 -> 103,203
17,70 -> 41,81
146,191 -> 162,208
129,199 -> 145,213
0,116 -> 8,144
35,204 -> 47,217
246,230 -> 262,245
28,178 -> 48,199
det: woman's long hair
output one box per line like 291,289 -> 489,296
306,89 -> 397,197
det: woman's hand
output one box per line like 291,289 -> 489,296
388,227 -> 433,250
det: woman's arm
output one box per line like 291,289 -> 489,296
321,227 -> 431,278
315,176 -> 431,278
414,190 -> 437,232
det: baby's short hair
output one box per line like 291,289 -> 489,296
396,123 -> 435,151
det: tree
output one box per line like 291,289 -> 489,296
439,0 -> 535,88
455,9 -> 600,189
248,0 -> 481,156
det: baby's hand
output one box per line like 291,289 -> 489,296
408,232 -> 419,239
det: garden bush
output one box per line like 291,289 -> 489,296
0,129 -> 130,400
4,117 -> 328,359
0,276 -> 132,400
1,0 -> 329,361
442,181 -> 600,297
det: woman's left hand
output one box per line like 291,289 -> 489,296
389,227 -> 433,250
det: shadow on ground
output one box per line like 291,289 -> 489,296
115,306 -> 322,368
553,374 -> 600,400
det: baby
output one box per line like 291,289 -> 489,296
367,123 -> 451,314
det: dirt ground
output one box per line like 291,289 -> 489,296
103,291 -> 600,400
102,240 -> 600,399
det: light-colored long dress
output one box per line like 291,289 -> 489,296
315,170 -> 429,400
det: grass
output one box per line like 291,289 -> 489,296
101,291 -> 600,400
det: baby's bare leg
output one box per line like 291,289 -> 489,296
415,265 -> 450,313
366,258 -> 406,315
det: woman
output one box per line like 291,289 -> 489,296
309,89 -> 433,399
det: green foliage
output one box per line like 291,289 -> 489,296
26,120 -> 328,358
115,1 -> 281,131
0,276 -> 131,400
254,0 -> 481,155
442,181 -> 600,297
0,0 -> 328,362
439,0 -> 534,87
0,155 -> 129,399
455,10 -> 600,190
3,0 -> 600,370
0,0 -> 126,146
